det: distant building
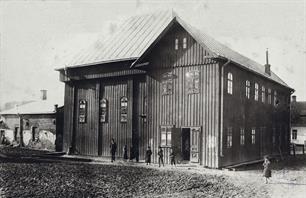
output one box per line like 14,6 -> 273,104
56,11 -> 293,168
291,96 -> 306,146
0,90 -> 64,151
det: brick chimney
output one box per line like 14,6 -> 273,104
265,49 -> 271,76
40,90 -> 47,100
54,104 -> 58,112
292,95 -> 297,102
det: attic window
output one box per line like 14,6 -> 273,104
183,37 -> 187,49
175,38 -> 179,50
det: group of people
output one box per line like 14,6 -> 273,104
109,138 -> 176,167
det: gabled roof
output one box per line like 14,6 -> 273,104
0,100 -> 63,115
58,10 -> 291,89
61,10 -> 175,69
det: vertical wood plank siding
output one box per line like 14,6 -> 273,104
146,63 -> 220,168
63,83 -> 74,152
221,63 -> 291,167
143,23 -> 220,167
99,78 -> 132,158
62,22 -> 221,167
74,82 -> 99,155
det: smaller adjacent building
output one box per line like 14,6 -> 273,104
291,96 -> 306,147
0,90 -> 63,151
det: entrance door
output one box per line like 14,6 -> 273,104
181,128 -> 190,161
190,127 -> 201,163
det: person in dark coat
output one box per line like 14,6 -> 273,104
170,148 -> 176,166
110,138 -> 117,162
263,155 -> 272,184
158,146 -> 164,167
146,146 -> 152,165
123,144 -> 128,161
129,146 -> 134,161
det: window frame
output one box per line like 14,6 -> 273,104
120,97 -> 128,123
162,72 -> 173,95
183,37 -> 187,49
100,98 -> 108,123
246,80 -> 251,99
254,83 -> 259,101
175,38 -> 179,50
292,129 -> 297,140
79,99 -> 87,123
227,72 -> 233,95
160,125 -> 172,147
262,86 -> 265,103
268,88 -> 272,104
240,127 -> 245,145
274,90 -> 278,106
186,70 -> 200,94
227,127 -> 233,148
251,128 -> 256,144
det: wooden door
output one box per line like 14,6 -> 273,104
172,128 -> 182,163
190,127 -> 201,163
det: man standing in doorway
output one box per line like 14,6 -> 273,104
110,138 -> 117,162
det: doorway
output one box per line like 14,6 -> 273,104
181,127 -> 201,163
14,127 -> 19,142
181,128 -> 190,161
32,127 -> 38,141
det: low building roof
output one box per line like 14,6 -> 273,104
56,10 -> 291,89
0,100 -> 63,115
291,101 -> 306,126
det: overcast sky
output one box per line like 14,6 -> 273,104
0,0 -> 305,107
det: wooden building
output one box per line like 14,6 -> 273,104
291,96 -> 306,148
56,11 -> 293,168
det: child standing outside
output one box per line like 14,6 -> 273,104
123,144 -> 128,162
170,148 -> 176,166
146,146 -> 152,165
158,146 -> 164,167
263,155 -> 272,184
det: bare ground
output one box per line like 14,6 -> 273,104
1,147 -> 306,197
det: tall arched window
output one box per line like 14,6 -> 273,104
268,88 -> 272,104
262,86 -> 265,103
274,90 -> 278,106
227,72 -> 233,95
120,97 -> 128,122
254,83 -> 259,101
245,80 -> 250,99
100,98 -> 108,123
